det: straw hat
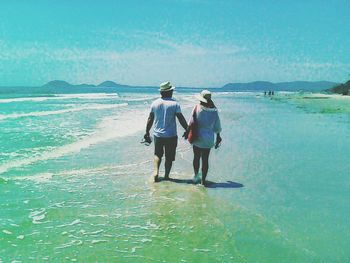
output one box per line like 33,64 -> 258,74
195,90 -> 211,103
159,81 -> 175,91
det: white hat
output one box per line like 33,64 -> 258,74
159,81 -> 175,91
195,90 -> 211,103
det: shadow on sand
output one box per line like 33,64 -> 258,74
205,180 -> 244,189
164,178 -> 244,189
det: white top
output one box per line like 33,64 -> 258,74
150,98 -> 182,138
189,105 -> 222,149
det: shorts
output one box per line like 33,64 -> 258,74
154,136 -> 178,161
193,145 -> 211,156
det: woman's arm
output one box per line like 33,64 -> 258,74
215,133 -> 222,149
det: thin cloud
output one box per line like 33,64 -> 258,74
0,35 -> 347,86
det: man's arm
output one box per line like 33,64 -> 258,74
145,112 -> 154,136
176,113 -> 188,130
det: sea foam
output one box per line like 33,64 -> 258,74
0,103 -> 127,120
0,93 -> 119,104
0,107 -> 147,174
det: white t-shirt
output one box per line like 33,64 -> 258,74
151,98 -> 182,138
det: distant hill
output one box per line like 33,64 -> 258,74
42,80 -> 126,88
76,83 -> 95,88
97,81 -> 123,87
40,80 -> 339,92
222,81 -> 338,92
326,80 -> 350,95
278,81 -> 338,91
222,81 -> 276,91
42,80 -> 75,88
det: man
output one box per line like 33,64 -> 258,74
144,81 -> 188,182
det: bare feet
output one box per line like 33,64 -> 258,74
193,173 -> 200,184
154,174 -> 160,182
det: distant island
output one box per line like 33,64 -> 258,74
39,80 -> 339,92
222,81 -> 338,92
326,80 -> 350,95
42,80 -> 127,89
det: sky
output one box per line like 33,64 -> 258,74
0,0 -> 349,87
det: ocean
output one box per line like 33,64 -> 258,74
0,87 -> 349,262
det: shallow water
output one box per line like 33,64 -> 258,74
0,89 -> 349,262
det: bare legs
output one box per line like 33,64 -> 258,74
193,150 -> 200,175
164,159 -> 172,179
201,149 -> 210,185
193,146 -> 211,185
153,155 -> 161,182
153,136 -> 177,182
154,156 -> 173,181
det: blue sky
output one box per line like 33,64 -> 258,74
0,0 -> 349,87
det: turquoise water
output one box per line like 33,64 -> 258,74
0,89 -> 349,262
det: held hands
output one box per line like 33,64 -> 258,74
182,123 -> 190,140
182,130 -> 189,140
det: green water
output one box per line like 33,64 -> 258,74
0,90 -> 349,262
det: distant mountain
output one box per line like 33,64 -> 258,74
97,81 -> 123,87
76,83 -> 95,88
42,80 -> 74,88
222,81 -> 276,91
278,81 -> 338,91
222,81 -> 338,92
40,80 -> 339,92
326,80 -> 350,95
42,80 -> 126,88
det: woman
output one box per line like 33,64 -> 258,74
188,90 -> 222,186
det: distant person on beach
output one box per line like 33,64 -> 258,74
144,81 -> 188,182
186,90 -> 222,186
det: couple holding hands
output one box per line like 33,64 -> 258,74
144,81 -> 222,186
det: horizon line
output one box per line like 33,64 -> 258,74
0,79 -> 341,89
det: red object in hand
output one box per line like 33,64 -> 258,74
187,123 -> 197,144
187,105 -> 198,144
